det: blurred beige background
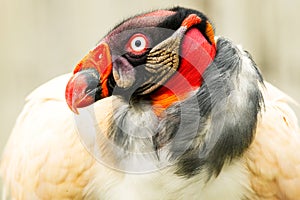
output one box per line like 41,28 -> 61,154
0,0 -> 299,179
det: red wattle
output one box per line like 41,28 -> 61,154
151,28 -> 216,114
178,27 -> 216,90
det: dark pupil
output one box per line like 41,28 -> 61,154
135,40 -> 141,47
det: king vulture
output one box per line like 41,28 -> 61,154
1,7 -> 300,200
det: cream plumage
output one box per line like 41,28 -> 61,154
1,7 -> 300,200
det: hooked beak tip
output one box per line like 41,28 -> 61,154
65,70 -> 99,114
68,101 -> 79,115
65,75 -> 80,114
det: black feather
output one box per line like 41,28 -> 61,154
158,7 -> 214,45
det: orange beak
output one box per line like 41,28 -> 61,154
65,42 -> 113,114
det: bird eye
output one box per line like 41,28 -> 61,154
127,33 -> 149,55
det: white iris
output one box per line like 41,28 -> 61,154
130,36 -> 146,52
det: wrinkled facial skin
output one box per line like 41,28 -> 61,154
98,10 -> 179,98
104,27 -> 177,97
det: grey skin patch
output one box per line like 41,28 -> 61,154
113,56 -> 136,88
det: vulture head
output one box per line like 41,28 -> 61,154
65,7 -> 216,114
65,7 -> 264,176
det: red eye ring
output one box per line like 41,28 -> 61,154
126,33 -> 149,55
